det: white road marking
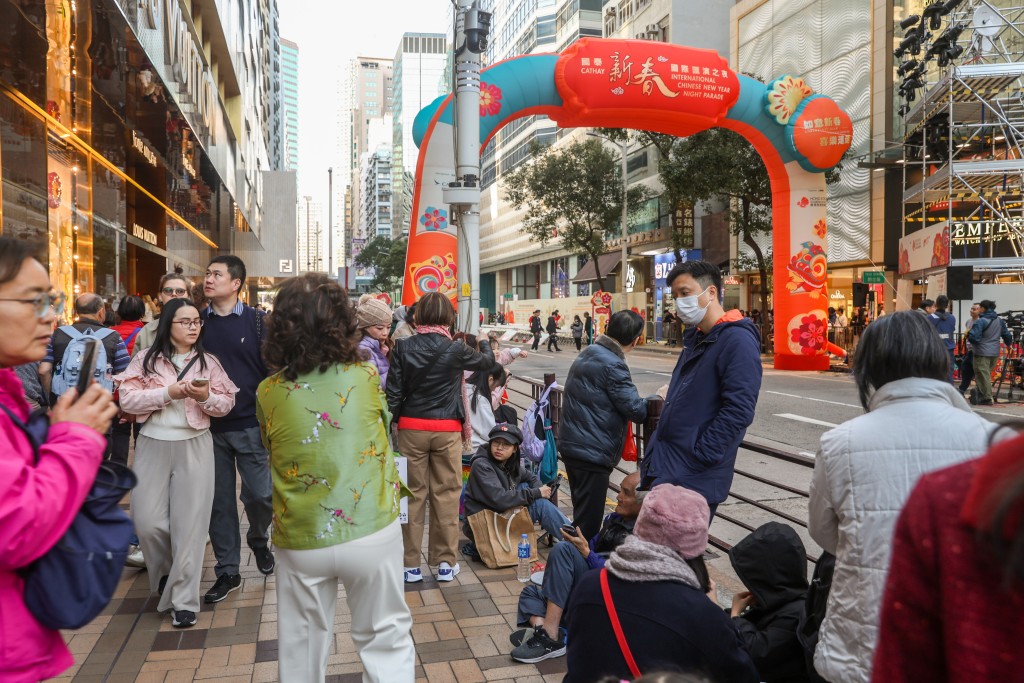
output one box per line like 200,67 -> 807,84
774,413 -> 840,428
766,390 -> 860,409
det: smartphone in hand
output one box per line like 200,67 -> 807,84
549,473 -> 563,496
75,339 -> 100,400
191,378 -> 210,387
560,524 -> 579,537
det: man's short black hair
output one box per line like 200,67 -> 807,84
606,310 -> 645,346
666,260 -> 723,300
980,299 -> 997,312
209,255 -> 247,288
852,311 -> 950,409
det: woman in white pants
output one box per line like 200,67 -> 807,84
116,297 -> 237,628
256,273 -> 413,683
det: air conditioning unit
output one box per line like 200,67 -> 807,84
646,24 -> 660,34
605,6 -> 617,16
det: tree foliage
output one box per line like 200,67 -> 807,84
504,139 -> 650,292
353,236 -> 408,294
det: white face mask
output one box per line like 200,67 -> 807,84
675,287 -> 711,326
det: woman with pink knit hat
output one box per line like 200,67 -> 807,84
561,484 -> 758,682
356,294 -> 393,388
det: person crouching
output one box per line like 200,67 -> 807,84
463,423 -> 569,552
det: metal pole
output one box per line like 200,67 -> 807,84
328,167 -> 333,279
448,0 -> 483,335
620,138 -> 628,312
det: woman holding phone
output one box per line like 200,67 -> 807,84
116,298 -> 237,628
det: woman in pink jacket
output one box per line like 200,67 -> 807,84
116,297 -> 237,629
0,238 -> 118,681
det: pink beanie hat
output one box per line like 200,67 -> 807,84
633,484 -> 710,559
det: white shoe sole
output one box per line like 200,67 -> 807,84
436,565 -> 461,582
403,571 -> 424,583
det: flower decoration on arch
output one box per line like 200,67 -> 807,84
480,82 -> 503,117
790,313 -> 828,356
420,206 -> 448,232
766,75 -> 813,126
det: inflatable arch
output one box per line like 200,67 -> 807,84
402,38 -> 853,371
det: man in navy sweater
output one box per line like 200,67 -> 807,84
200,255 -> 274,603
639,261 -> 762,518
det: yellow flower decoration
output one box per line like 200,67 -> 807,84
766,75 -> 813,126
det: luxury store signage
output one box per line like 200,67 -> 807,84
132,223 -> 159,246
151,0 -> 216,134
132,131 -> 158,167
951,220 -> 1024,246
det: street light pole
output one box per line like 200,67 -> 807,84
327,167 -> 333,279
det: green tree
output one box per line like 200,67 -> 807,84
354,236 -> 408,294
504,139 -> 650,292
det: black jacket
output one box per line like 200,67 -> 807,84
559,336 -> 648,470
729,522 -> 811,683
546,316 -> 558,334
530,316 -> 543,334
462,446 -> 542,539
385,333 -> 494,421
564,570 -> 759,683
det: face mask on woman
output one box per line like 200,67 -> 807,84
675,287 -> 711,326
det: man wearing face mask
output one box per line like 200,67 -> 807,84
639,261 -> 762,519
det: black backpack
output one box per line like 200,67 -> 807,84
797,550 -> 836,683
2,405 -> 137,630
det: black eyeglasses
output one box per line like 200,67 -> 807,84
172,318 -> 204,329
0,291 -> 67,318
162,287 -> 189,296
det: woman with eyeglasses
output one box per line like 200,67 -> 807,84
133,271 -> 192,356
115,297 -> 237,629
0,238 -> 118,680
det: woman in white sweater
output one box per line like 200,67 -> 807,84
463,364 -> 508,455
808,311 -> 997,683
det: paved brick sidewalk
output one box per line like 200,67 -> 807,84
52,508 -> 570,683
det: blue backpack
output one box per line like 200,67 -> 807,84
50,326 -> 118,396
2,405 -> 137,630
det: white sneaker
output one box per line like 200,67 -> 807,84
436,562 -> 460,582
404,567 -> 424,583
125,545 -> 146,569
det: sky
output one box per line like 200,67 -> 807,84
279,0 -> 451,201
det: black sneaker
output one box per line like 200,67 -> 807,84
509,627 -> 534,647
511,627 -> 566,663
158,575 -> 168,596
204,573 -> 241,603
172,610 -> 197,628
253,546 -> 275,575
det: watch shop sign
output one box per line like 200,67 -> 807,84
146,0 -> 216,136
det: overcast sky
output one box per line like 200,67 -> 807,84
280,0 -> 450,200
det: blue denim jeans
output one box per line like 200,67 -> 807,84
519,482 -> 569,538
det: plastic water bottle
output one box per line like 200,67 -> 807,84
517,534 -> 531,582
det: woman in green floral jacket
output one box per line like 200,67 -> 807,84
256,273 -> 412,683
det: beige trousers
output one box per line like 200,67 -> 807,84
133,432 -> 215,613
276,520 -> 414,683
395,429 -> 462,567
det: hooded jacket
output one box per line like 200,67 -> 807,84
559,336 -> 648,470
808,377 -> 997,683
968,309 -> 1012,358
0,368 -> 108,681
462,446 -> 542,539
729,522 -> 811,683
640,314 -> 763,503
357,335 -> 389,387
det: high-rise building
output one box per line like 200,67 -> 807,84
281,39 -> 300,173
335,57 -> 394,278
297,197 -> 324,273
393,33 -> 447,238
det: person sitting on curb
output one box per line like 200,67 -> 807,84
509,471 -> 645,664
728,522 -> 811,683
462,423 -> 570,554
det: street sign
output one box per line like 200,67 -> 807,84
503,293 -> 513,300
862,271 -> 885,284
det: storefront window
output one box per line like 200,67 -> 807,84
0,97 -> 49,242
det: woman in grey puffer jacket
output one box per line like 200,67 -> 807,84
809,312 -> 998,683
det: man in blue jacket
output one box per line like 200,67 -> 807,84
640,261 -> 762,517
967,299 -> 1013,405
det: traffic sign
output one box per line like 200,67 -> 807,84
862,271 -> 885,284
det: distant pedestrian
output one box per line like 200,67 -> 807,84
116,298 -> 237,629
200,255 -> 275,604
134,271 -> 192,356
109,295 -> 147,468
570,315 -> 583,351
356,294 -> 392,388
957,302 -> 981,395
662,309 -> 678,347
546,311 -> 561,352
808,311 -> 996,683
967,299 -> 1012,405
927,294 -> 957,384
640,261 -> 762,518
583,312 -> 593,345
918,299 -> 935,315
392,303 -> 416,341
560,310 -> 648,539
530,309 -> 543,351
258,274 -> 414,682
385,291 -> 494,584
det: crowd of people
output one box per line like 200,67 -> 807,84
2,237 -> 1023,683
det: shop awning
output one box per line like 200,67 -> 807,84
572,253 -> 623,283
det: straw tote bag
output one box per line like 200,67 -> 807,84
467,507 -> 537,569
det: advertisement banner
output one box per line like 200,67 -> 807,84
898,222 -> 950,275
